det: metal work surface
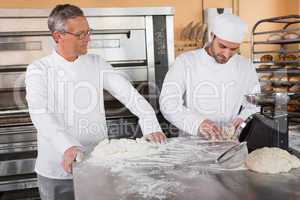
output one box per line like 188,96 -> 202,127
73,137 -> 300,200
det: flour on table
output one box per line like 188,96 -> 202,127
86,137 -> 245,199
245,147 -> 300,174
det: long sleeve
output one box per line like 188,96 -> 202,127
238,63 -> 261,120
101,64 -> 162,135
159,57 -> 204,136
25,64 -> 82,154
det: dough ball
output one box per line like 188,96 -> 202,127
245,147 -> 300,174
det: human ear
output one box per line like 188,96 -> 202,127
52,31 -> 62,43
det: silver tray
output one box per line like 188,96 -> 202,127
245,93 -> 291,106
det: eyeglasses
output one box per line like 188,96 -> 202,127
62,29 -> 93,40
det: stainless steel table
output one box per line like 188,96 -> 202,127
73,137 -> 300,200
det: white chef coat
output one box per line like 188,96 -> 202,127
25,50 -> 162,179
159,48 -> 260,136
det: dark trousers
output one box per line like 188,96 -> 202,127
37,174 -> 75,200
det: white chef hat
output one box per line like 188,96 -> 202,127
211,13 -> 248,43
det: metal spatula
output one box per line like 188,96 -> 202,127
216,141 -> 248,169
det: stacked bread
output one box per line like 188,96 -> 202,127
257,54 -> 299,70
267,32 -> 300,42
288,98 -> 300,112
262,84 -> 300,93
256,31 -> 300,112
260,73 -> 300,93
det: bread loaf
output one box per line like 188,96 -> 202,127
288,105 -> 297,112
285,65 -> 297,69
288,104 -> 300,112
284,54 -> 297,61
267,33 -> 283,41
283,32 -> 299,40
270,76 -> 281,81
270,65 -> 281,69
288,98 -> 300,105
280,76 -> 288,81
257,64 -> 271,69
289,85 -> 300,92
260,55 -> 273,62
273,86 -> 289,92
274,55 -> 285,62
262,84 -> 273,92
260,74 -> 272,81
289,76 -> 300,82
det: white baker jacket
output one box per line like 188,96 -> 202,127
25,51 -> 162,179
159,48 -> 260,136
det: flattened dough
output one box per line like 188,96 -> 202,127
245,147 -> 300,174
90,138 -> 158,160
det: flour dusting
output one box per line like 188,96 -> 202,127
84,137 -> 246,199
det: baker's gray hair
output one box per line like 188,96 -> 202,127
48,4 -> 84,33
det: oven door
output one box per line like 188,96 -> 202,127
88,29 -> 147,82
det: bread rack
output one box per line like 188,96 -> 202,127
251,15 -> 300,120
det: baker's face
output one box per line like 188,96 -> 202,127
210,36 -> 240,64
57,16 -> 91,56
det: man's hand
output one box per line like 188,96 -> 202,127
232,117 -> 244,130
144,132 -> 167,143
62,146 -> 81,173
199,119 -> 223,140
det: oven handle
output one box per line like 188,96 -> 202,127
0,109 -> 29,115
92,29 -> 131,38
0,31 -> 51,37
0,30 -> 132,38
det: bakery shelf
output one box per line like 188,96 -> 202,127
254,38 -> 300,45
253,49 -> 300,55
251,15 -> 300,63
259,91 -> 297,95
253,60 -> 300,65
288,112 -> 300,118
263,112 -> 300,119
256,69 -> 300,73
260,80 -> 300,85
252,14 -> 300,27
254,27 -> 300,35
251,15 -> 300,123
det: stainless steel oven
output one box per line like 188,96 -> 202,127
0,7 -> 175,195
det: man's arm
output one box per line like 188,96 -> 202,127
159,56 -> 207,136
231,62 -> 261,130
238,63 -> 261,120
101,64 -> 166,143
25,64 -> 82,172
